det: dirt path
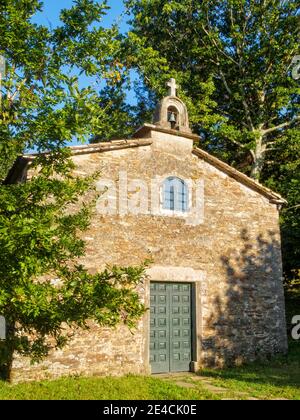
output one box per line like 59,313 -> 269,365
154,372 -> 261,400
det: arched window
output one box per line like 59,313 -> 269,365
162,177 -> 189,212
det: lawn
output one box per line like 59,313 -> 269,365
0,375 -> 218,400
197,339 -> 300,400
196,287 -> 300,400
0,289 -> 299,400
0,339 -> 298,400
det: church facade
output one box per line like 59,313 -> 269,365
8,80 -> 288,382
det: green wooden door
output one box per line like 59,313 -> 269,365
150,282 -> 192,373
150,283 -> 170,373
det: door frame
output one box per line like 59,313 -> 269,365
145,266 -> 205,374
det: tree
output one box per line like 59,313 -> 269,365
0,0 -> 145,379
263,128 -> 300,281
123,0 -> 299,180
90,83 -> 136,142
121,0 -> 299,280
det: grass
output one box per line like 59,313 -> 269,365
0,289 -> 299,400
1,341 -> 298,400
196,288 -> 300,400
197,340 -> 300,400
0,375 -> 219,400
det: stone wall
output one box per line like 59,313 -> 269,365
12,320 -> 150,383
10,132 -> 287,382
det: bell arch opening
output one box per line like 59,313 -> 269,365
167,105 -> 180,130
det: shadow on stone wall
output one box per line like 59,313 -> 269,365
201,228 -> 288,368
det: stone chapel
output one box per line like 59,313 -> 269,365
7,79 -> 288,382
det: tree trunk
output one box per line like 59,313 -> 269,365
250,133 -> 266,181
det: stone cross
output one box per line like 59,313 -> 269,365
167,78 -> 178,97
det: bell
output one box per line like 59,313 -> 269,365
169,112 -> 177,123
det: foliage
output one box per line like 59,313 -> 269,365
0,0 -> 124,181
263,129 -> 300,278
120,0 -> 300,281
123,0 -> 299,177
90,83 -> 136,142
0,159 -> 146,367
0,0 -> 146,376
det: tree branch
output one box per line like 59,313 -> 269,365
262,116 -> 300,135
8,78 -> 27,103
286,204 -> 300,211
241,97 -> 255,131
219,69 -> 232,96
201,23 -> 239,66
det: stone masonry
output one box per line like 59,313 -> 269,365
8,81 -> 288,382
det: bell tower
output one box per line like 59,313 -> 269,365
133,78 -> 198,142
152,78 -> 192,134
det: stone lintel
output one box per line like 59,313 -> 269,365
146,266 -> 206,283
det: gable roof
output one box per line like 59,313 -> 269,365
192,147 -> 286,204
4,136 -> 286,205
4,139 -> 152,184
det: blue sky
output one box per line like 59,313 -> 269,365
32,0 -> 132,93
31,1 -> 135,147
33,0 -> 128,32
32,0 -> 134,91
